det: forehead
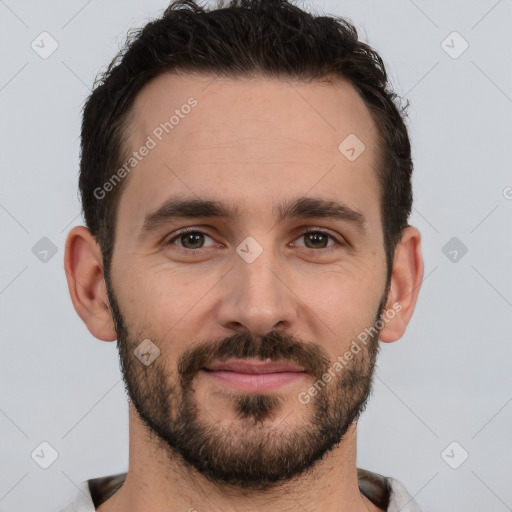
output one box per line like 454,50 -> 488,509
128,71 -> 377,159
116,71 -> 381,233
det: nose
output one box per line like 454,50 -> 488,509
216,246 -> 298,337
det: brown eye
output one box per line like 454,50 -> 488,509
167,230 -> 216,250
304,232 -> 329,248
295,230 -> 339,249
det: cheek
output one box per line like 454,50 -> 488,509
115,263 -> 217,345
298,265 -> 384,348
307,258 -> 382,302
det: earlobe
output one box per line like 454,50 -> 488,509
379,226 -> 424,343
64,226 -> 117,342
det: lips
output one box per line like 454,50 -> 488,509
202,359 -> 307,392
203,359 -> 305,374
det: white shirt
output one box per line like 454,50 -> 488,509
59,469 -> 423,511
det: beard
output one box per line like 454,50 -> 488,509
105,276 -> 387,491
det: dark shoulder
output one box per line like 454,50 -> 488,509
88,472 -> 127,508
357,468 -> 390,510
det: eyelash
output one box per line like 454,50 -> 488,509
165,227 -> 343,252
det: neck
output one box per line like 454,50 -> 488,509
97,404 -> 383,512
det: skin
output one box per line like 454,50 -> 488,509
65,71 -> 423,512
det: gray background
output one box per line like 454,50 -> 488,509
1,1 -> 511,511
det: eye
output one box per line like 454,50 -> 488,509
166,229 -> 217,250
293,229 -> 341,249
165,228 -> 343,253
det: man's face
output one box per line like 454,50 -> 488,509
106,72 -> 390,489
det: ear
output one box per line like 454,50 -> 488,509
64,226 -> 117,341
379,226 -> 424,343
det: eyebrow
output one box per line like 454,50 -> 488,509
141,196 -> 367,233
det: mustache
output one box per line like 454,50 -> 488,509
177,330 -> 331,387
